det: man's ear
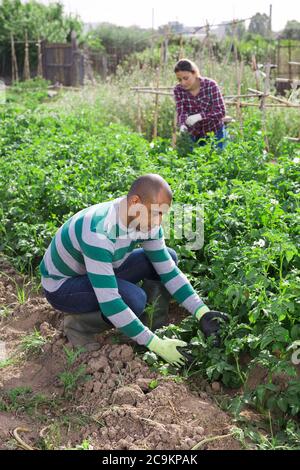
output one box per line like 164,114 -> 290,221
129,195 -> 141,205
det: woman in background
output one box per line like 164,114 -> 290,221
173,59 -> 227,150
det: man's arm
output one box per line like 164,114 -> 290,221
142,227 -> 208,317
83,242 -> 188,364
77,209 -> 154,346
83,252 -> 154,346
143,228 -> 229,345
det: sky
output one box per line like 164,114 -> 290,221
39,0 -> 300,32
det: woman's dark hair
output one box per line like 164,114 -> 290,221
174,59 -> 200,76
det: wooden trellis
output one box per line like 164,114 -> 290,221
131,62 -> 300,147
10,33 -> 43,82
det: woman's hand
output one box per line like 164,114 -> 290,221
186,113 -> 202,126
180,124 -> 188,133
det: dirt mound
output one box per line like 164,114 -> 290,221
0,259 -> 241,450
0,258 -> 22,307
71,343 -> 240,450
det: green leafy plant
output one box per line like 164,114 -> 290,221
20,329 -> 48,356
58,347 -> 90,398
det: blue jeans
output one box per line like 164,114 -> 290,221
192,125 -> 228,150
44,247 -> 178,324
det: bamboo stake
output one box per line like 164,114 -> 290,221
37,38 -> 43,77
134,90 -> 172,96
132,87 -> 268,99
179,35 -> 184,59
251,55 -> 260,91
160,40 -> 164,68
205,22 -> 214,77
163,28 -> 169,66
247,87 -> 264,95
232,21 -> 241,123
259,80 -> 269,113
131,86 -> 173,90
132,89 -> 300,107
226,93 -> 262,99
137,92 -> 142,134
153,67 -> 160,139
268,94 -> 297,106
247,87 -> 296,106
23,30 -> 30,81
172,109 -> 177,148
226,102 -> 300,108
11,33 -> 19,82
260,63 -> 271,151
236,60 -> 244,124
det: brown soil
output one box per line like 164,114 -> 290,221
0,257 -> 241,450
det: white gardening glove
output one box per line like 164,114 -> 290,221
180,124 -> 188,133
186,113 -> 202,127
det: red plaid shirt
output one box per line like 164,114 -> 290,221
173,77 -> 226,138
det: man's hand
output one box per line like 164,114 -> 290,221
195,307 -> 229,346
186,113 -> 202,127
147,335 -> 187,366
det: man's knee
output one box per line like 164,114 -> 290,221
128,286 -> 147,317
118,279 -> 147,318
167,247 -> 178,266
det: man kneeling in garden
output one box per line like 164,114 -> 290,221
40,174 -> 227,366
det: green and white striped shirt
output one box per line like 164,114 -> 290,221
40,197 -> 206,345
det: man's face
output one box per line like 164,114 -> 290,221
128,190 -> 171,233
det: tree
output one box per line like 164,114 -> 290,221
0,0 -> 83,79
158,22 -> 184,34
248,13 -> 270,37
225,20 -> 246,40
85,23 -> 151,55
0,0 -> 83,42
281,20 -> 300,40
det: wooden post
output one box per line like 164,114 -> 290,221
179,35 -> 184,59
232,21 -> 238,66
102,55 -> 108,80
163,33 -> 169,66
153,67 -> 160,139
37,37 -> 43,77
160,40 -> 164,68
172,109 -> 177,148
232,21 -> 242,123
260,63 -> 271,151
23,30 -> 30,81
252,54 -> 260,91
11,33 -> 19,82
83,46 -> 95,85
288,41 -> 292,81
150,7 -> 154,67
236,60 -> 244,126
137,92 -> 142,134
205,22 -> 214,77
